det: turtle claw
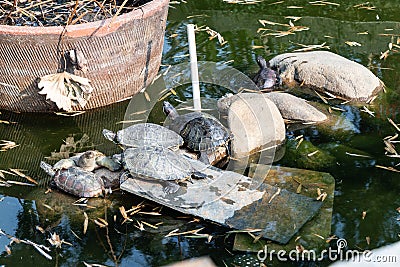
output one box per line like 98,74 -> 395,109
191,171 -> 211,180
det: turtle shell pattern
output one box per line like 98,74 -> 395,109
116,123 -> 183,148
54,167 -> 104,197
123,146 -> 192,181
172,113 -> 230,152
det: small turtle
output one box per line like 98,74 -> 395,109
40,161 -> 104,198
122,146 -> 208,194
162,101 -> 232,164
253,55 -> 279,90
103,123 -> 183,150
53,150 -> 121,172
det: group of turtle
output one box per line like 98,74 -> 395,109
41,101 -> 232,197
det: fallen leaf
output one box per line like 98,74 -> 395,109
38,72 -> 93,111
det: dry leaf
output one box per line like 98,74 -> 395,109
38,72 -> 93,111
83,212 -> 88,234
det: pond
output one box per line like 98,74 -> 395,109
1,0 -> 400,266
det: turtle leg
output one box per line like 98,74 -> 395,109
163,181 -> 180,194
119,171 -> 131,184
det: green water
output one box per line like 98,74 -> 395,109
1,0 -> 400,266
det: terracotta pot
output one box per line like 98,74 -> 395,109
0,0 -> 169,112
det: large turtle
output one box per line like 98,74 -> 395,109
253,55 -> 279,90
102,123 -> 183,150
122,146 -> 209,194
40,162 -> 105,198
162,101 -> 232,164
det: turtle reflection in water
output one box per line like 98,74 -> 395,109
163,101 -> 232,165
122,146 -> 209,194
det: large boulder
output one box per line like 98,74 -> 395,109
264,92 -> 327,122
218,93 -> 285,158
269,51 -> 384,102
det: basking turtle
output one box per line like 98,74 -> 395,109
162,101 -> 232,164
253,55 -> 279,90
102,123 -> 183,150
40,162 -> 104,198
122,146 -> 209,194
53,150 -> 121,172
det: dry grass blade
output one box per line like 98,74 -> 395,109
345,152 -> 371,158
165,227 -> 204,237
314,90 -> 328,104
83,212 -> 88,235
376,165 -> 400,173
137,211 -> 162,216
345,41 -> 362,47
361,106 -> 375,117
0,140 -> 19,151
312,233 -> 325,239
268,188 -> 281,204
94,218 -> 108,228
388,118 -> 400,132
309,1 -> 340,6
23,239 -> 52,260
307,150 -> 319,157
6,180 -> 35,186
292,42 -> 330,52
9,169 -> 38,184
141,221 -> 158,229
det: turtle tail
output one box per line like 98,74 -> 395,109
40,161 -> 55,177
102,129 -> 117,143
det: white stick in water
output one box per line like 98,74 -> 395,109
187,24 -> 202,111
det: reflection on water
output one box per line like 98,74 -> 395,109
1,0 -> 400,266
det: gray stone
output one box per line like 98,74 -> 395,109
218,93 -> 286,158
264,92 -> 327,122
269,51 -> 384,102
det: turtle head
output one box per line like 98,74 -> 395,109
102,129 -> 117,143
162,101 -> 179,120
256,55 -> 269,69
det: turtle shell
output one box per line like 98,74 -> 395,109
53,167 -> 104,197
166,112 -> 231,152
123,146 -> 192,181
116,123 -> 183,148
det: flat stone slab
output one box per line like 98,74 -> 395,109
120,158 -> 322,244
233,164 -> 335,253
264,92 -> 327,122
269,51 -> 384,102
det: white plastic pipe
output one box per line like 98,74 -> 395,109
187,24 -> 202,111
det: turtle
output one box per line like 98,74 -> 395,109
253,55 -> 279,90
122,146 -> 209,194
40,161 -> 105,198
162,101 -> 232,164
102,123 -> 183,150
53,150 -> 121,172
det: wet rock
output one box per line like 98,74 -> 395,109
264,92 -> 327,122
269,51 -> 384,102
218,93 -> 285,157
279,139 -> 336,170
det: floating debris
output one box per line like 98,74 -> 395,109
292,42 -> 330,52
362,211 -> 367,220
0,140 -> 19,151
9,169 -> 38,185
388,118 -> 400,132
375,165 -> 400,173
345,41 -> 362,47
361,106 -> 375,117
48,232 -> 72,248
196,25 -> 227,45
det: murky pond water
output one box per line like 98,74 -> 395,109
1,0 -> 400,266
